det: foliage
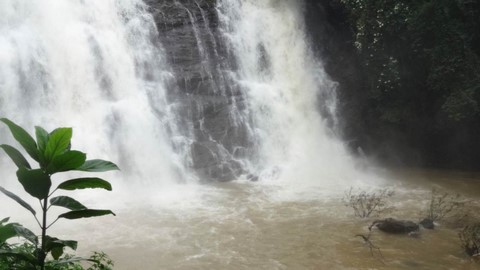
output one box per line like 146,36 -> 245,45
459,223 -> 480,257
424,188 -> 464,222
0,118 -> 118,269
0,240 -> 113,270
343,187 -> 394,218
338,0 -> 480,168
86,252 -> 114,270
355,233 -> 384,264
341,0 -> 480,122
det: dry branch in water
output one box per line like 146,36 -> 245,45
344,188 -> 394,218
355,232 -> 385,265
459,223 -> 480,257
425,188 -> 464,222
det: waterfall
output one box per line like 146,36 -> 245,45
0,0 -> 193,185
0,0 -> 371,189
216,0 -> 364,187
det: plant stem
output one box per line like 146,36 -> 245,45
40,197 -> 48,270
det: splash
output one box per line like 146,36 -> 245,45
0,0 -> 193,185
216,0 -> 373,192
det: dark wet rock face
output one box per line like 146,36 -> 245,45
143,0 -> 253,181
141,0 -> 353,182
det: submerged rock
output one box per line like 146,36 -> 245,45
372,218 -> 419,234
419,218 -> 435,229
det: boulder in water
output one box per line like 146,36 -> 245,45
371,218 -> 419,234
419,218 -> 435,229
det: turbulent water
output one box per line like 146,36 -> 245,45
0,0 -> 191,185
2,0 -> 477,270
216,0 -> 364,187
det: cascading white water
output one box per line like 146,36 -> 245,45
0,0 -> 377,190
217,0 -> 371,190
0,0 -> 194,185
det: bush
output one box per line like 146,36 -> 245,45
459,223 -> 480,257
425,188 -> 464,222
343,188 -> 394,218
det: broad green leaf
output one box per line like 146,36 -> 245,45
0,218 -> 9,225
16,168 -> 51,200
35,126 -> 50,166
47,150 -> 86,174
58,209 -> 115,220
57,178 -> 112,191
50,196 -> 86,211
0,224 -> 17,243
51,257 -> 88,265
76,159 -> 119,172
44,128 -> 72,162
0,223 -> 35,245
35,126 -> 49,154
0,118 -> 39,161
12,223 -> 38,245
42,235 -> 79,261
44,235 -> 77,252
0,144 -> 31,169
0,186 -> 36,216
51,247 -> 63,260
0,249 -> 37,265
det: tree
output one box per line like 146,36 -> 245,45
339,0 -> 480,168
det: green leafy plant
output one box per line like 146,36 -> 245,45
0,217 -> 38,269
0,235 -> 114,270
0,118 -> 118,269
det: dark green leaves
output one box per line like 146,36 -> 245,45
0,223 -> 17,243
47,150 -> 86,174
0,249 -> 38,265
44,128 -> 72,162
11,224 -> 38,245
0,221 -> 37,245
44,236 -> 77,250
58,210 -> 115,220
35,126 -> 49,154
44,236 -> 77,260
0,187 -> 36,216
77,159 -> 119,172
0,217 -> 9,225
0,144 -> 31,169
16,168 -> 51,200
0,118 -> 39,161
50,196 -> 86,211
57,178 -> 112,191
0,118 -> 118,265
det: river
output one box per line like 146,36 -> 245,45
42,168 -> 479,270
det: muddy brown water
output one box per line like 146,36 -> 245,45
10,168 -> 480,269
